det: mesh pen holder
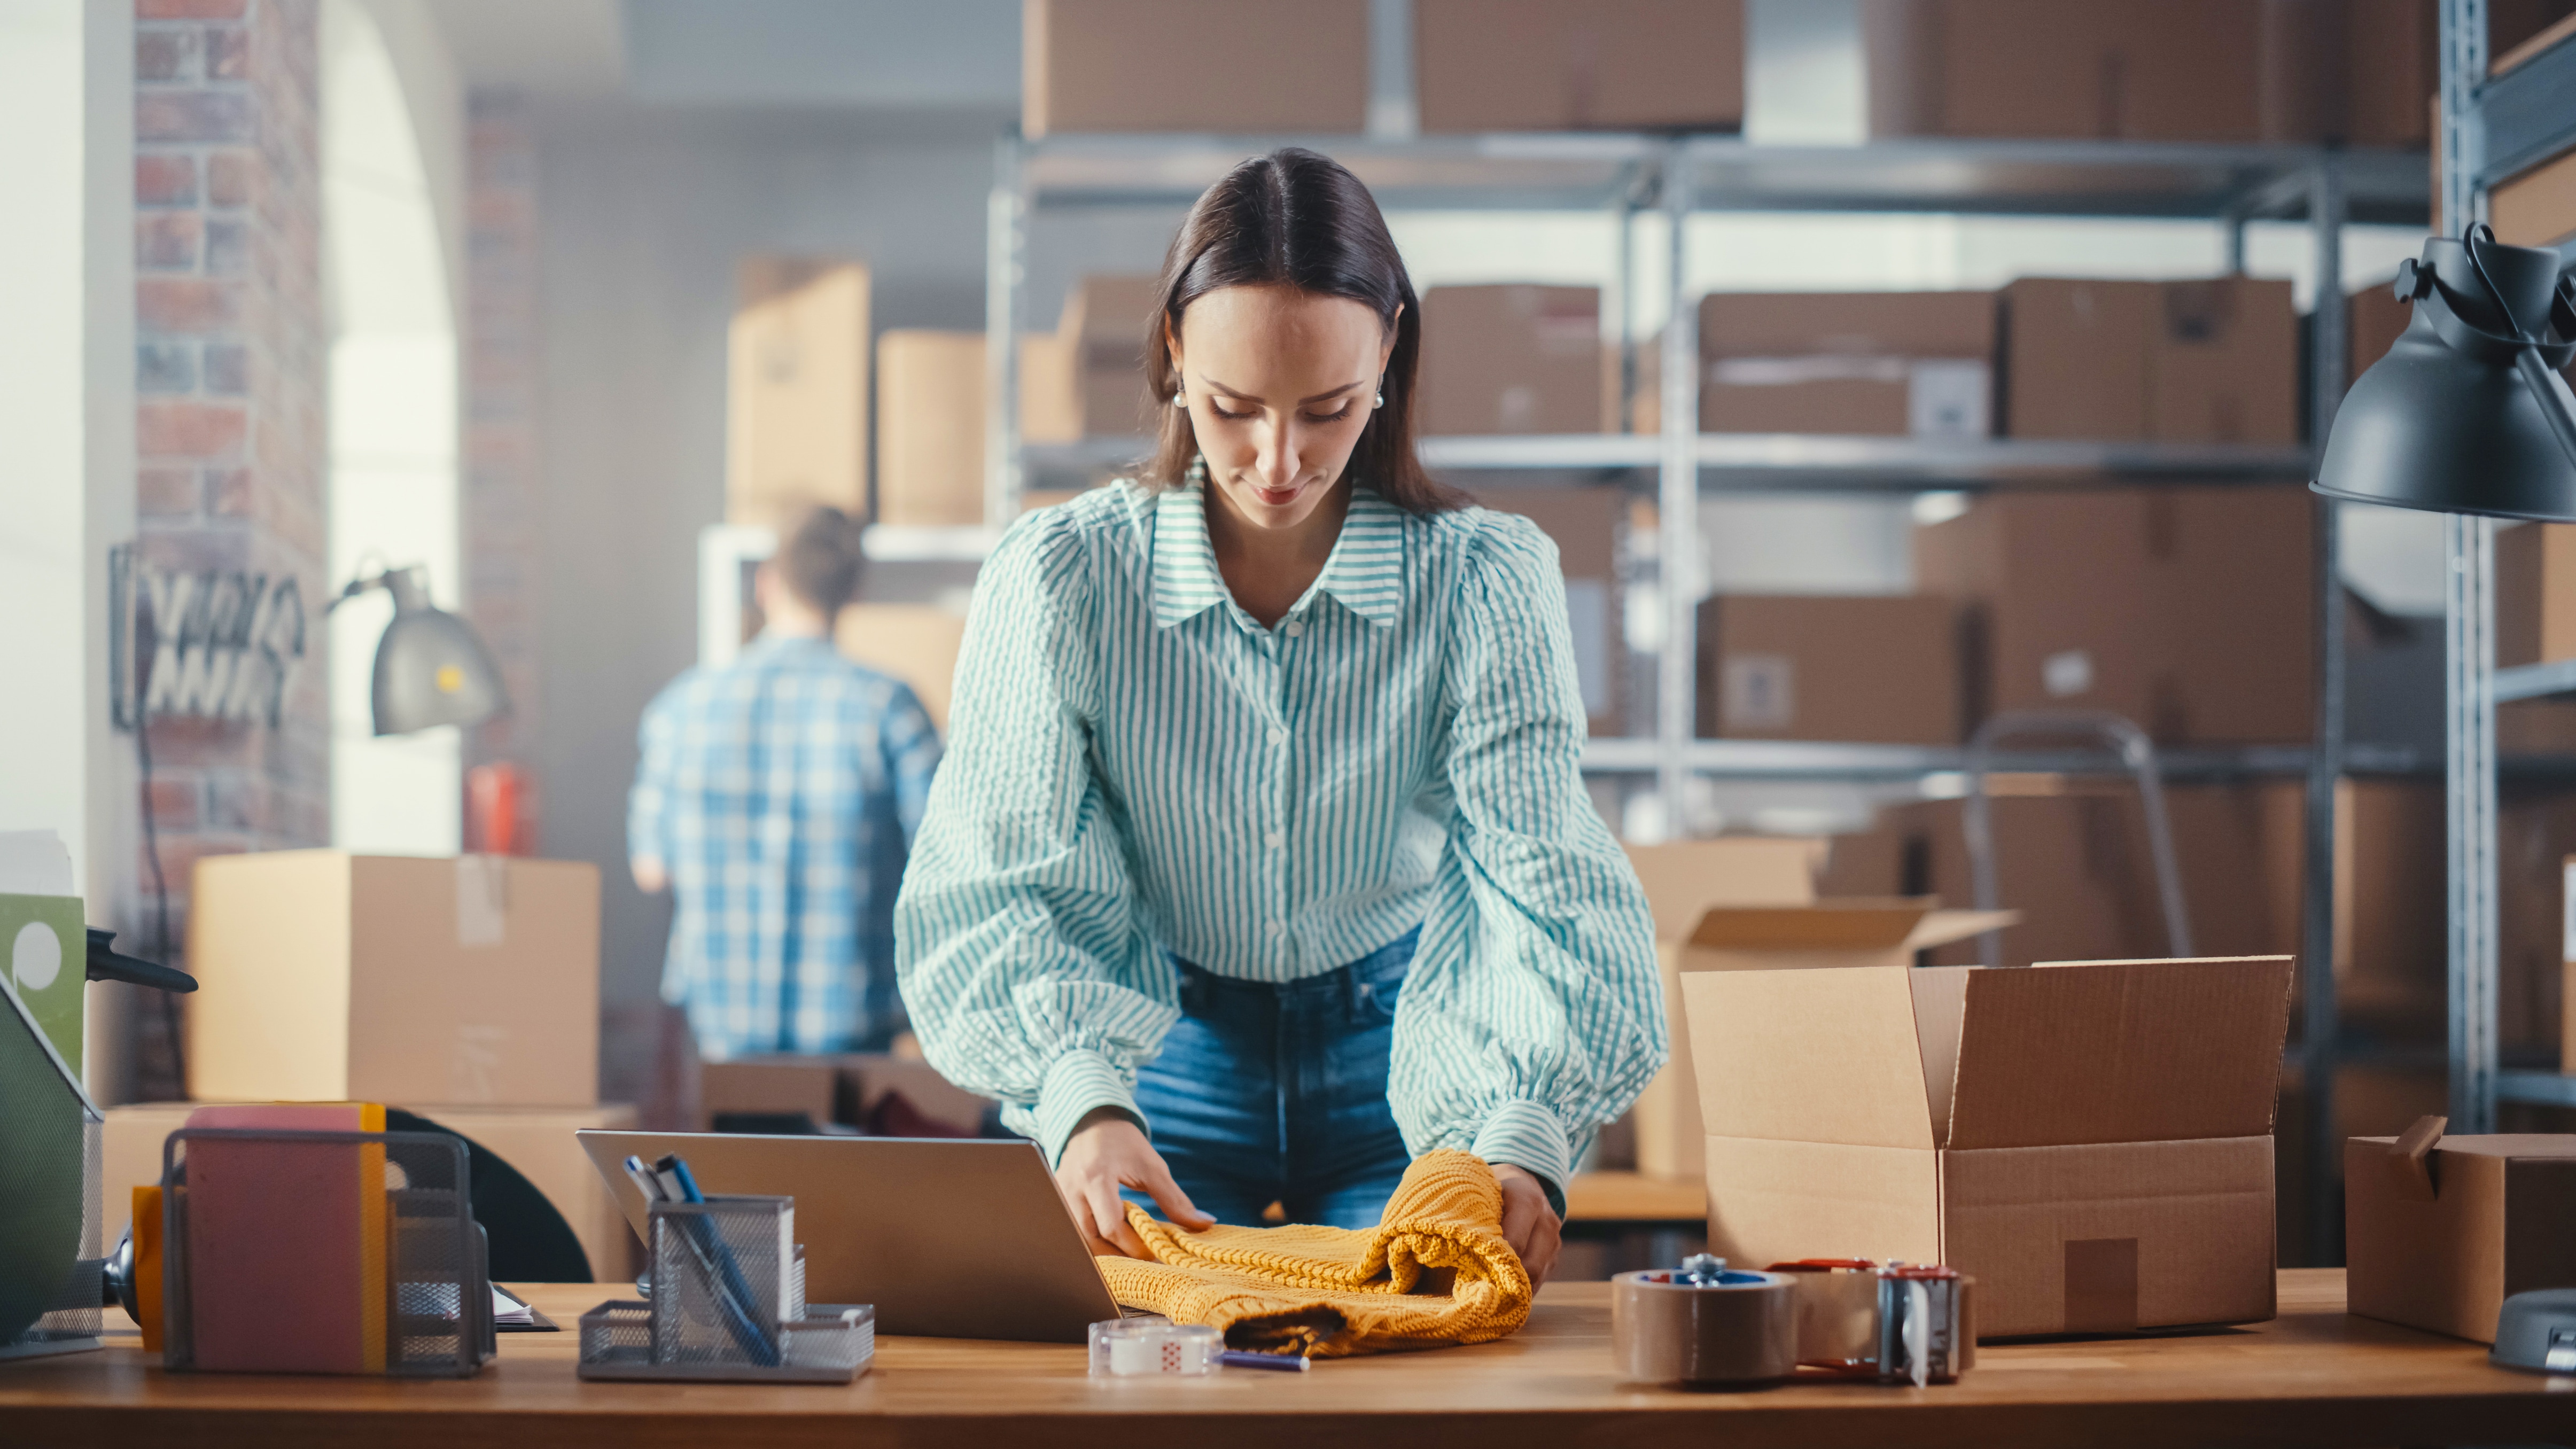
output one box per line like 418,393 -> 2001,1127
577,1195 -> 871,1384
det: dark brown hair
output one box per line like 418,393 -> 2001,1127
1140,147 -> 1464,513
777,505 -> 867,614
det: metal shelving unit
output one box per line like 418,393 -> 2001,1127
2440,0 -> 2576,1125
983,107 -> 2430,1263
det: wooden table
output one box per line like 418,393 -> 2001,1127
6,1272 -> 2571,1448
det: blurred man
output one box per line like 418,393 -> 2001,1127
629,507 -> 940,1060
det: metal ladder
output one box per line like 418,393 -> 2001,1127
1962,710 -> 2194,969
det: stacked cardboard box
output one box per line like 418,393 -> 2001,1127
179,851 -> 627,1280
1864,0 -> 2437,146
1418,285 -> 1616,435
1060,274 -> 1163,438
1414,0 -> 1745,133
2349,274 -> 2415,381
728,259 -> 870,528
1913,485 -> 2316,743
1697,291 -> 1995,438
2497,523 -> 2576,669
2002,276 -> 2298,443
1483,487 -> 1626,736
1022,0 -> 1369,136
836,604 -> 969,730
1695,594 -> 1960,744
700,1053 -> 994,1137
872,328 -> 1101,527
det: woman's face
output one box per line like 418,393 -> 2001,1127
1168,283 -> 1398,534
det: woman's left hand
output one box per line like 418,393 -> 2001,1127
1491,1164 -> 1562,1288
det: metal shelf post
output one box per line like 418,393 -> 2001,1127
985,133 -> 1030,528
2440,0 -> 2501,1135
2300,153 -> 2348,1260
1655,145 -> 1698,833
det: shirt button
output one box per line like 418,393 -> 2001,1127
1266,831 -> 1285,849
1286,621 -> 1304,638
1268,728 -> 1288,747
1266,920 -> 1286,937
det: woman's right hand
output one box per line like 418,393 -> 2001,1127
1055,1108 -> 1215,1257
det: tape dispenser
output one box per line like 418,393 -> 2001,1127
1768,1258 -> 1975,1386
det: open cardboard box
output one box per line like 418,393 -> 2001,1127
1690,953 -> 2293,1338
1622,835 -> 2018,1180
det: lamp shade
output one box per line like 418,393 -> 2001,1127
2313,233 -> 2576,521
371,566 -> 509,735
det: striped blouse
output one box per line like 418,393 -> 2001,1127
892,479 -> 1665,1201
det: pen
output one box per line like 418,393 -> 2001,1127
653,1153 -> 778,1367
1220,1350 -> 1311,1373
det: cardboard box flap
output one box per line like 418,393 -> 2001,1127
1687,899 -> 1936,951
1624,839 -> 1818,939
1905,908 -> 2020,953
1945,956 -> 2293,1150
1682,965 -> 1935,1149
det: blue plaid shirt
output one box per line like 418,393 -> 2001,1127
629,633 -> 941,1060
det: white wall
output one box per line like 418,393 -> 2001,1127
0,0 -> 136,1092
323,0 -> 465,854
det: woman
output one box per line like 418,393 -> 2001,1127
895,148 -> 1662,1286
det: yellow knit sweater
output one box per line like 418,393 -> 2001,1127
1097,1150 -> 1534,1358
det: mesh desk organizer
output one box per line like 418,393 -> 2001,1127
579,1195 -> 874,1383
160,1128 -> 495,1376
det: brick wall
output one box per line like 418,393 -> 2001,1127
131,0 -> 328,1098
462,89 -> 544,840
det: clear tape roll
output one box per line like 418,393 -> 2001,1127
1609,1269 -> 1800,1387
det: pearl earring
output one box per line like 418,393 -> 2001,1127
1172,392 -> 1187,408
1374,390 -> 1384,408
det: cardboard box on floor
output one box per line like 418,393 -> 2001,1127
1414,0 -> 1745,134
1022,0 -> 1369,137
1418,285 -> 1615,436
104,1101 -> 641,1284
701,1053 -> 992,1137
1693,953 -> 2294,1338
2346,1124 -> 2576,1344
1696,594 -> 1961,744
835,604 -> 968,730
1699,290 -> 1996,438
1482,487 -> 1625,735
728,259 -> 870,528
188,851 -> 599,1107
1619,838 -> 2015,1182
1914,486 -> 2317,743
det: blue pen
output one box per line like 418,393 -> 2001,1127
654,1152 -> 778,1367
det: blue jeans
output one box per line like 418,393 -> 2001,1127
1129,926 -> 1419,1230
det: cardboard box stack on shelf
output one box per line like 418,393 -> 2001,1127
1413,0 -> 1745,133
1418,285 -> 1617,435
1862,0 -> 2436,145
179,850 -> 628,1279
1914,485 -> 2316,744
872,328 -> 1099,527
2491,524 -> 2576,757
1695,290 -> 1995,438
1695,595 -> 1960,744
1022,0 -> 1369,136
1688,951 -> 2295,1336
836,604 -> 969,729
728,258 -> 870,528
2492,5 -> 2576,246
1483,487 -> 1627,736
1059,274 -> 1163,438
2002,276 -> 2298,442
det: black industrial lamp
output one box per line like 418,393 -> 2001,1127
2313,224 -> 2576,520
326,565 -> 510,735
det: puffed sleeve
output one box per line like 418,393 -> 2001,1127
1389,513 -> 1667,1212
893,512 -> 1178,1163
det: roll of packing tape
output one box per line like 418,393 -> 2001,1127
1610,1266 -> 1799,1388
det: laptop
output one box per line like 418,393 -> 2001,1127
578,1131 -> 1123,1342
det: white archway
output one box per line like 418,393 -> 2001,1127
322,0 -> 461,853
